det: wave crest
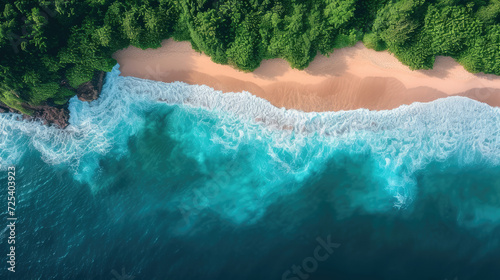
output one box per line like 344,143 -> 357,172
1,64 -> 499,210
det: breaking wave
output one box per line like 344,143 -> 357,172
0,64 -> 499,215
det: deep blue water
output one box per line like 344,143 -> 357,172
1,66 -> 500,279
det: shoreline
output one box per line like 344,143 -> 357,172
114,39 -> 500,112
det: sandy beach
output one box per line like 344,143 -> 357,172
113,39 -> 500,111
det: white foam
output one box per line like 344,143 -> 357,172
0,64 -> 499,211
0,66 -> 148,177
116,65 -> 500,209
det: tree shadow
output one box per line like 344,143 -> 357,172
304,50 -> 349,77
252,58 -> 291,79
113,38 -> 197,83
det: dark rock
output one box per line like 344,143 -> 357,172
0,102 -> 70,128
0,102 -> 12,113
34,106 -> 70,129
20,104 -> 70,129
77,71 -> 104,102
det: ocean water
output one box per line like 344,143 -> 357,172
0,65 -> 500,279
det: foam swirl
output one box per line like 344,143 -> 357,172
0,64 -> 499,210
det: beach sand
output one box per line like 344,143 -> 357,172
113,39 -> 500,111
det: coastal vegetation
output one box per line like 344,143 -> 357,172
1,0 -> 499,114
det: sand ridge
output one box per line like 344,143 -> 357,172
113,39 -> 500,111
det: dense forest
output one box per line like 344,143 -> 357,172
0,0 -> 499,114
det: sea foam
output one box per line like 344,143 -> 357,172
0,64 -> 499,212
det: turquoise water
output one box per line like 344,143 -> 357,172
1,65 -> 500,279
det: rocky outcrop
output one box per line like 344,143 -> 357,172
24,104 -> 70,129
77,71 -> 104,102
0,101 -> 70,128
0,71 -> 105,129
0,102 -> 15,113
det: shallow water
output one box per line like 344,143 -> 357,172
0,65 -> 499,279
